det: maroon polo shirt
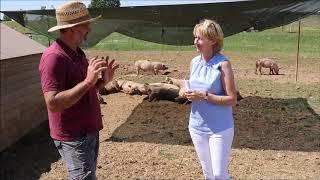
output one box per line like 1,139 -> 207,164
39,39 -> 102,141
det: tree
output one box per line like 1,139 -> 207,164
89,0 -> 120,8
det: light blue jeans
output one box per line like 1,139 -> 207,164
53,132 -> 99,180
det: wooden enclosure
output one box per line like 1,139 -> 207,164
0,24 -> 47,151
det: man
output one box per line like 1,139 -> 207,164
39,1 -> 119,179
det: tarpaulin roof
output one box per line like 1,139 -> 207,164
1,0 -> 320,47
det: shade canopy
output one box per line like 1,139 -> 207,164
1,0 -> 320,47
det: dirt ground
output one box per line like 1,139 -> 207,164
0,51 -> 319,179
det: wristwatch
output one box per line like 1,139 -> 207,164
204,91 -> 208,100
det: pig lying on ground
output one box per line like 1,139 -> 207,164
117,80 -> 148,95
144,83 -> 189,104
164,76 -> 185,88
134,60 -> 168,75
144,86 -> 180,102
148,82 -> 180,90
255,58 -> 280,75
99,80 -> 121,95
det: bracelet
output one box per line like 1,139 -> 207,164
204,91 -> 208,100
220,96 -> 223,103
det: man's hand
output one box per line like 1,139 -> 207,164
101,56 -> 119,84
85,56 -> 107,87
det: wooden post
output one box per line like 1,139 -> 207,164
295,19 -> 301,82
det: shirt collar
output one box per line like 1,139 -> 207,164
56,38 -> 85,61
200,53 -> 223,66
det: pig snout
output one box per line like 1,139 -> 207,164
163,64 -> 168,70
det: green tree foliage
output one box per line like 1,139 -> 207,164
89,0 -> 120,8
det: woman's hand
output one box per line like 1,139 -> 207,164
184,90 -> 206,101
179,87 -> 189,97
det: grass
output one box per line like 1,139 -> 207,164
224,29 -> 320,55
91,33 -> 193,51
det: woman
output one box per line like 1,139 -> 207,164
181,19 -> 237,180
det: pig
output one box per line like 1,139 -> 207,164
117,80 -> 148,95
144,86 -> 180,102
144,83 -> 189,104
148,82 -> 180,90
164,76 -> 185,88
134,60 -> 168,75
99,80 -> 121,95
255,58 -> 280,75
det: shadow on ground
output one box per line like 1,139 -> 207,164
0,122 -> 60,180
108,96 -> 320,152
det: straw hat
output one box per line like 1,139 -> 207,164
48,1 -> 101,32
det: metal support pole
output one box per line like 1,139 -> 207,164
295,19 -> 301,82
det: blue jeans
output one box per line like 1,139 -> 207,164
53,132 -> 99,180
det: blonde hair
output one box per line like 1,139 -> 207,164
193,19 -> 224,52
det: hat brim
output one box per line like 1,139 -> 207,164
48,15 -> 101,32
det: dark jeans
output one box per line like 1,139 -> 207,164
53,132 -> 99,180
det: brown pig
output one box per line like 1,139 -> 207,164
134,60 -> 168,75
255,58 -> 280,75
